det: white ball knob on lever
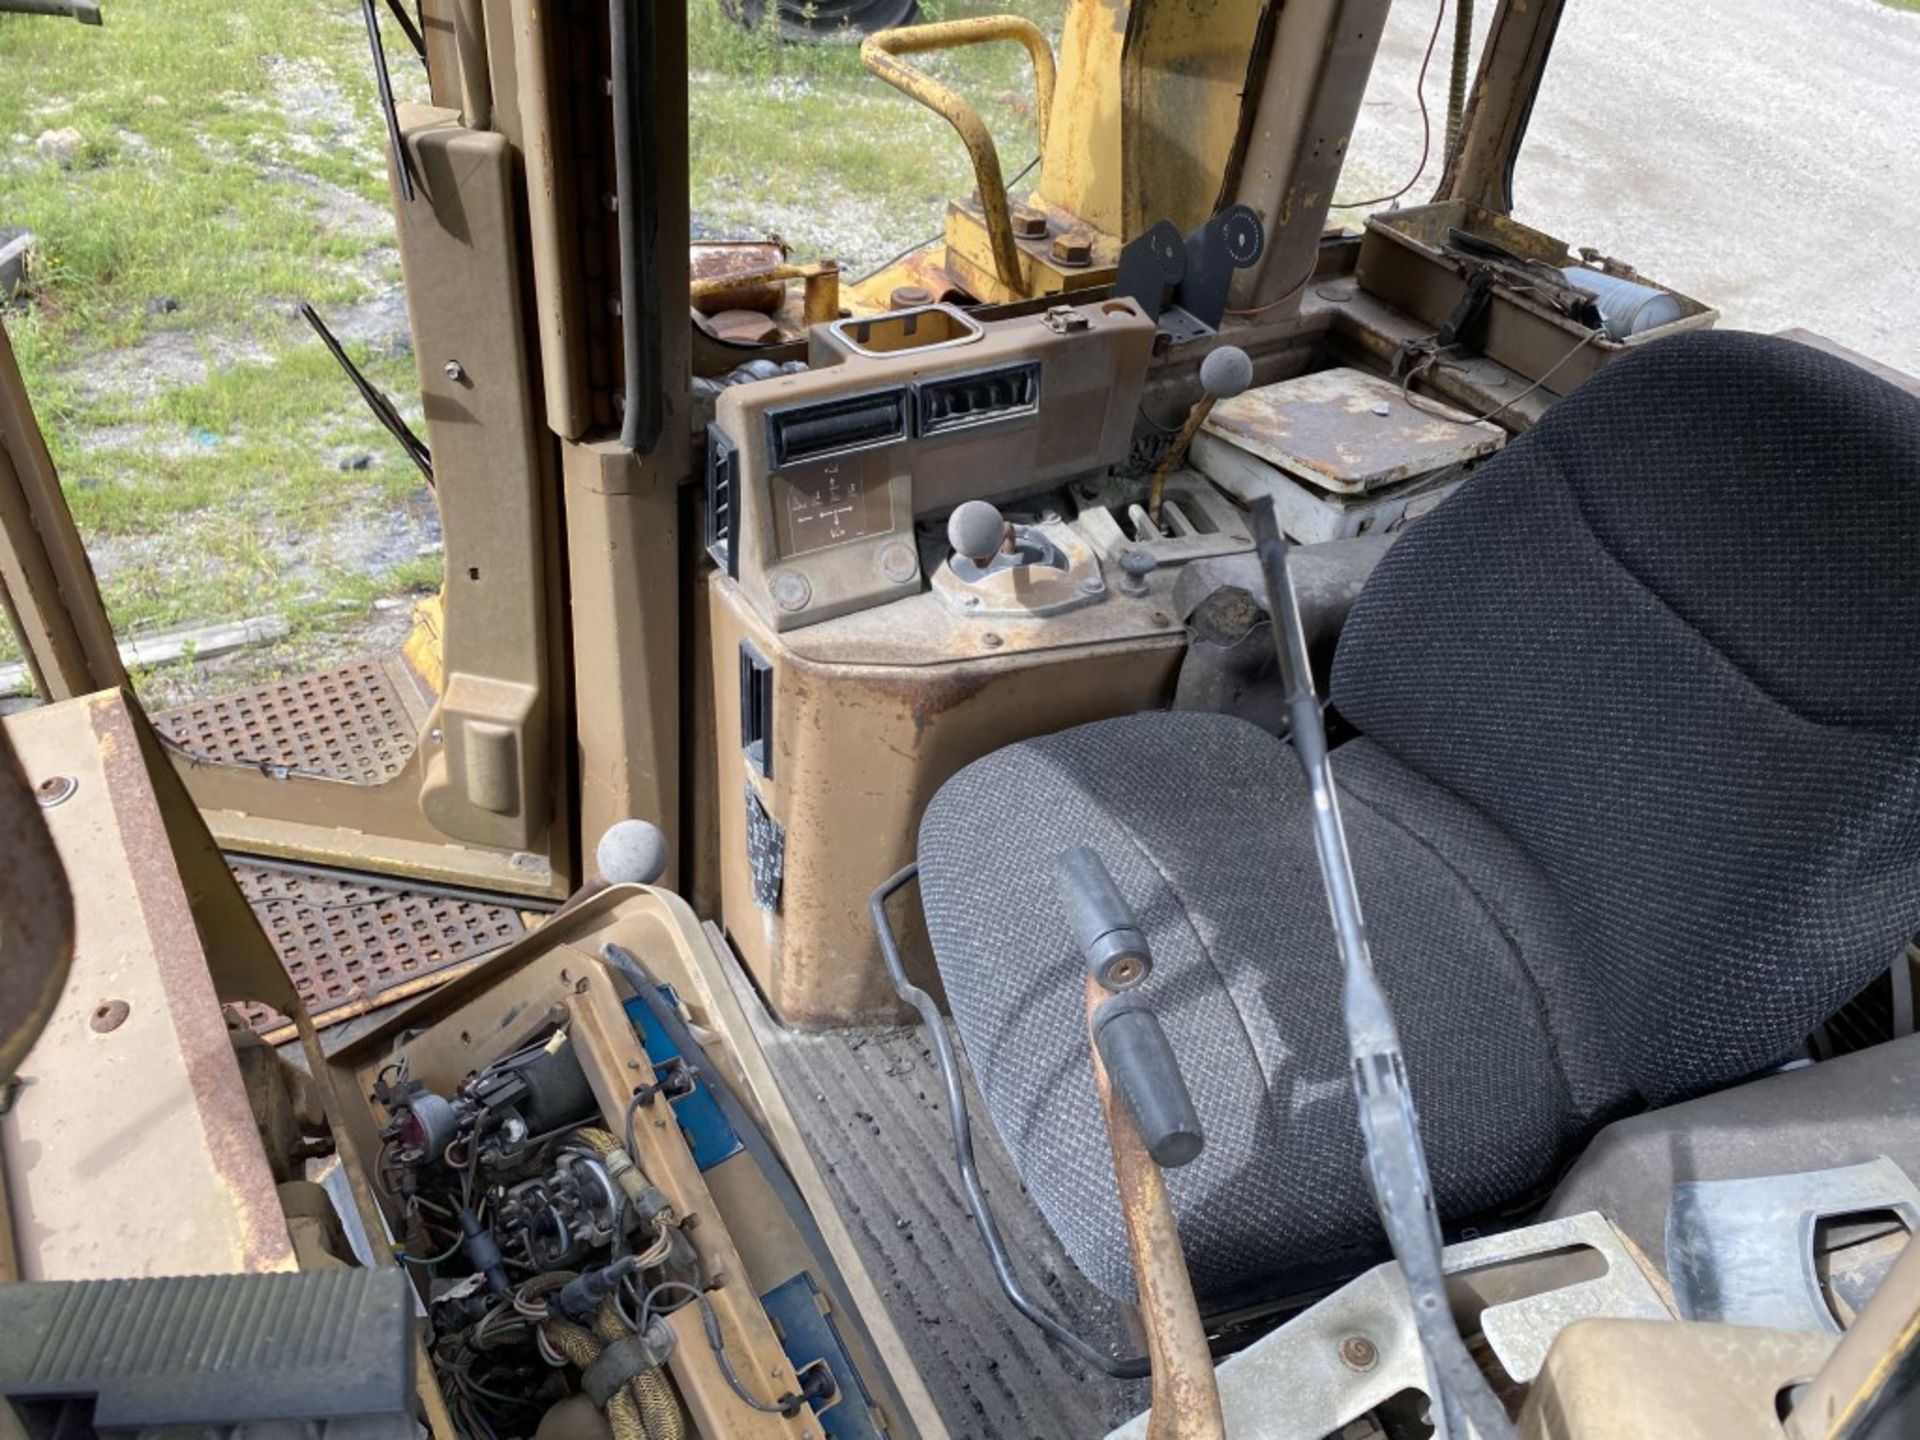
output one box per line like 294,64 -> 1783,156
596,819 -> 669,886
947,500 -> 1010,567
1149,344 -> 1253,524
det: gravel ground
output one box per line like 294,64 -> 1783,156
1346,0 -> 1920,375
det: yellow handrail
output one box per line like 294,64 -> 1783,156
861,16 -> 1057,293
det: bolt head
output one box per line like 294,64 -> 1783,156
1011,205 -> 1049,240
34,775 -> 77,808
1338,1334 -> 1379,1371
1051,232 -> 1094,266
443,360 -> 466,382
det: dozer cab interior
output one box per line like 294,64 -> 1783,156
3,1 -> 1919,1438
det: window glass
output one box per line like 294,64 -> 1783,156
1511,0 -> 1916,372
1,2 -> 441,713
688,0 -> 1060,280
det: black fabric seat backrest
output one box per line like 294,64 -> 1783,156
1331,331 -> 1920,1107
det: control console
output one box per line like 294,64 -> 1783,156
706,298 -> 1156,631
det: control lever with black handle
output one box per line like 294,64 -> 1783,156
1057,844 -> 1224,1437
1057,846 -> 1205,1170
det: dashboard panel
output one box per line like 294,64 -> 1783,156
709,299 -> 1156,630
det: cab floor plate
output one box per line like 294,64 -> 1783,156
232,860 -> 526,1034
154,658 -> 421,786
760,1023 -> 1150,1440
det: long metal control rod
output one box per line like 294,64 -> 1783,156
1250,495 -> 1515,1440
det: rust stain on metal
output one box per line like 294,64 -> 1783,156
153,658 -> 418,785
86,694 -> 296,1273
1085,975 -> 1224,1439
233,861 -> 526,1036
690,241 -> 789,316
707,310 -> 783,345
1203,365 -> 1504,495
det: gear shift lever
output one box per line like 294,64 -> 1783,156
1147,345 -> 1252,525
947,499 -> 1011,568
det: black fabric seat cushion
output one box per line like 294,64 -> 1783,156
917,332 -> 1920,1307
919,713 -> 1613,1305
1332,331 -> 1920,1105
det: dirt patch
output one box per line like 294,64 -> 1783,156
85,527 -> 225,592
694,190 -> 914,276
264,54 -> 371,160
64,420 -> 226,462
272,490 -> 441,592
69,329 -> 275,407
262,164 -> 391,239
317,279 -> 413,356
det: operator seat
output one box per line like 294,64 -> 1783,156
915,331 -> 1920,1308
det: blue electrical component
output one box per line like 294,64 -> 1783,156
622,988 -> 743,1172
759,1273 -> 883,1440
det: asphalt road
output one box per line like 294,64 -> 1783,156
1347,0 -> 1920,376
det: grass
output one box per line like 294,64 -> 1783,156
0,0 -> 1057,701
0,0 -> 438,697
688,0 -> 1064,268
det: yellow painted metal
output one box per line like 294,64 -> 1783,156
856,0 -> 1263,306
1034,0 -> 1127,238
938,200 -> 1119,305
862,16 -> 1058,295
1119,0 -> 1269,238
402,590 -> 447,697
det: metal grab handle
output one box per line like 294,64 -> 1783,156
861,16 -> 1057,292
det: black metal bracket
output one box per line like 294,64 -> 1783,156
1113,204 -> 1265,338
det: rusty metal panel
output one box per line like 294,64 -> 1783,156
1202,365 -> 1505,495
231,861 -> 526,1035
1,692 -> 296,1280
1356,200 -> 1717,399
153,658 -> 420,785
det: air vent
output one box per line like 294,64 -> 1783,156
767,389 -> 907,468
705,423 -> 740,578
739,642 -> 774,778
914,362 -> 1041,437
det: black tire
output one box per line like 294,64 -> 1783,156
720,0 -> 921,42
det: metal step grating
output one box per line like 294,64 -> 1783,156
154,659 -> 418,786
232,861 -> 526,1034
